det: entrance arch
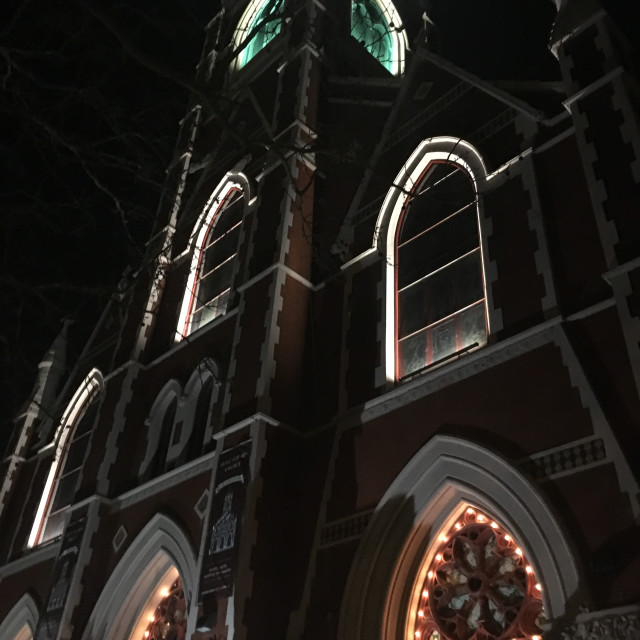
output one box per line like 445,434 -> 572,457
82,514 -> 197,640
338,435 -> 582,640
0,593 -> 38,640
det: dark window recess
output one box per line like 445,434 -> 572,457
155,399 -> 178,476
397,162 -> 487,378
189,378 -> 214,460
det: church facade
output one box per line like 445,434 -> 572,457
1,1 -> 640,639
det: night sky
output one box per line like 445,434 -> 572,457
1,0 -> 211,440
1,0 -> 631,442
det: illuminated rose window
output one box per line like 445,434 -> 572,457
142,577 -> 187,640
413,508 -> 544,640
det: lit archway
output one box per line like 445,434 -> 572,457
81,514 -> 197,640
28,369 -> 104,547
351,0 -> 407,75
0,593 -> 38,640
338,436 -> 581,640
374,138 -> 491,384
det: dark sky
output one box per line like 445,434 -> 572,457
0,0 -> 575,442
1,0 -> 212,441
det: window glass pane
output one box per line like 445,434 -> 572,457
240,0 -> 282,67
398,250 -> 483,338
398,329 -> 427,377
51,470 -> 80,512
399,165 -> 474,243
191,291 -> 230,333
201,225 -> 241,276
196,258 -> 235,309
63,433 -> 91,473
74,401 -> 98,437
398,301 -> 487,377
398,204 -> 478,289
42,509 -> 69,542
459,300 -> 487,348
351,0 -> 394,72
431,316 -> 457,362
209,195 -> 243,237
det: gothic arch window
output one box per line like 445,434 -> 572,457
233,0 -> 283,69
351,0 -> 407,75
176,177 -> 247,340
338,436 -> 581,640
80,514 -> 197,640
411,506 -> 544,640
376,139 -> 489,382
28,369 -> 104,547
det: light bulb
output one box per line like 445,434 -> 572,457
423,590 -> 429,598
515,548 -> 523,556
525,566 -> 533,574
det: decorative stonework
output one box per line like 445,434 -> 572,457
560,609 -> 640,640
520,438 -> 606,480
319,510 -> 373,547
112,525 -> 128,552
413,507 -> 543,640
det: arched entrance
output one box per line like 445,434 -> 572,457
82,515 -> 197,640
0,593 -> 38,640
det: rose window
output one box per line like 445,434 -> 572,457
413,508 -> 544,640
142,577 -> 187,640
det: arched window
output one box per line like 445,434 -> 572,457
176,179 -> 246,340
351,0 -> 407,75
396,161 -> 486,378
79,514 -> 197,640
338,436 -> 581,640
377,139 -> 489,382
411,506 -> 544,640
28,369 -> 103,547
233,0 -> 283,69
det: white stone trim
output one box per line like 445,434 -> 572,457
28,369 -> 104,548
373,137 -> 490,384
175,172 -> 253,342
80,513 -> 197,640
0,593 -> 39,640
338,435 -> 582,640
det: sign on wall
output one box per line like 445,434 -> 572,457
34,515 -> 86,640
199,441 -> 252,598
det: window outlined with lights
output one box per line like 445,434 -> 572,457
28,368 -> 104,547
410,506 -> 545,640
79,513 -> 197,640
375,138 -> 491,383
232,0 -> 284,70
176,175 -> 249,341
337,435 -> 582,640
351,0 -> 407,75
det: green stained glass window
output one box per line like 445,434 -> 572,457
351,0 -> 394,72
239,0 -> 282,68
